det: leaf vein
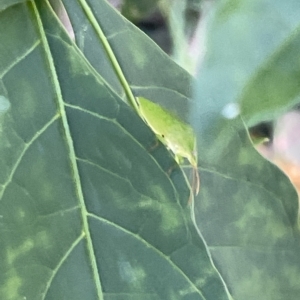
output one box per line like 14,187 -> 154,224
130,85 -> 191,102
87,213 -> 207,299
201,167 -> 296,230
106,28 -> 129,40
0,114 -> 59,200
41,233 -> 85,300
0,40 -> 40,79
76,157 -> 161,204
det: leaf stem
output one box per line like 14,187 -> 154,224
78,0 -> 141,117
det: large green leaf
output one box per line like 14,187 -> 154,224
192,0 -> 300,299
0,1 -> 231,299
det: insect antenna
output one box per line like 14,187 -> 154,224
192,166 -> 200,196
187,165 -> 200,204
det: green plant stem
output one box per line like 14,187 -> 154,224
79,0 -> 141,117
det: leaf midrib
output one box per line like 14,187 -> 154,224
32,1 -> 104,299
